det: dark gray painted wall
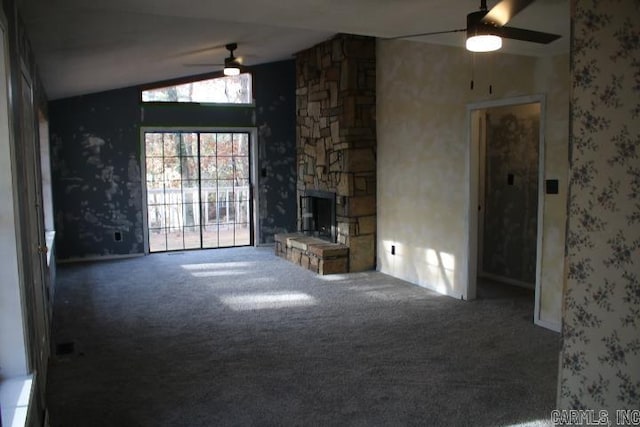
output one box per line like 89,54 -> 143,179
49,87 -> 143,259
49,60 -> 296,260
253,61 -> 297,244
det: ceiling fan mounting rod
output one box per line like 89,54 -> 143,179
226,43 -> 237,57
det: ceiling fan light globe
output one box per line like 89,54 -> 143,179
466,34 -> 502,52
224,66 -> 241,76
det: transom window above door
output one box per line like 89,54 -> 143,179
141,73 -> 252,104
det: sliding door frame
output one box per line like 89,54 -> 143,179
140,126 -> 259,253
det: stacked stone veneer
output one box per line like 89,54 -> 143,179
274,233 -> 349,275
295,34 -> 377,272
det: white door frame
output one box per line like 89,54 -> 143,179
466,94 -> 548,328
0,11 -> 30,377
140,126 -> 259,253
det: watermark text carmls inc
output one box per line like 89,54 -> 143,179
551,410 -> 640,426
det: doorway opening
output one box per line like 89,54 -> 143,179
142,130 -> 255,252
467,95 -> 545,326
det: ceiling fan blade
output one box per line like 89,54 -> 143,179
183,63 -> 224,67
171,44 -> 228,59
481,0 -> 535,26
388,28 -> 466,40
498,26 -> 561,44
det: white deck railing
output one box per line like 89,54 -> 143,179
147,186 -> 250,229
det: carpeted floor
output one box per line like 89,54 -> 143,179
46,247 -> 560,427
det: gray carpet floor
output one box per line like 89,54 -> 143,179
46,247 -> 560,427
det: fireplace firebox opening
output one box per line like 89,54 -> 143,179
300,190 -> 336,243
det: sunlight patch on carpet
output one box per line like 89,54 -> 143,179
181,261 -> 256,278
317,272 -> 371,282
220,292 -> 317,311
181,261 -> 255,271
190,270 -> 247,277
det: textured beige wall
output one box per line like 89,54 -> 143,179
377,39 -> 568,326
536,54 -> 569,328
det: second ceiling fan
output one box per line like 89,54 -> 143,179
392,0 -> 561,52
184,43 -> 244,76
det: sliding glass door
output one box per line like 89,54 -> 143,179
144,131 -> 251,252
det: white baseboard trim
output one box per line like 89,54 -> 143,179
57,253 -> 144,264
535,317 -> 562,333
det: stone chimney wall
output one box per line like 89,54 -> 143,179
295,34 -> 376,272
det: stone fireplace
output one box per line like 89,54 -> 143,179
275,34 -> 376,274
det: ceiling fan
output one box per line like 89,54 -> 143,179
391,0 -> 561,52
184,43 -> 243,75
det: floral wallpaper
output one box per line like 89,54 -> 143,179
483,104 -> 540,285
559,0 -> 640,411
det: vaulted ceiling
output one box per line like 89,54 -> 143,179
20,0 -> 569,100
